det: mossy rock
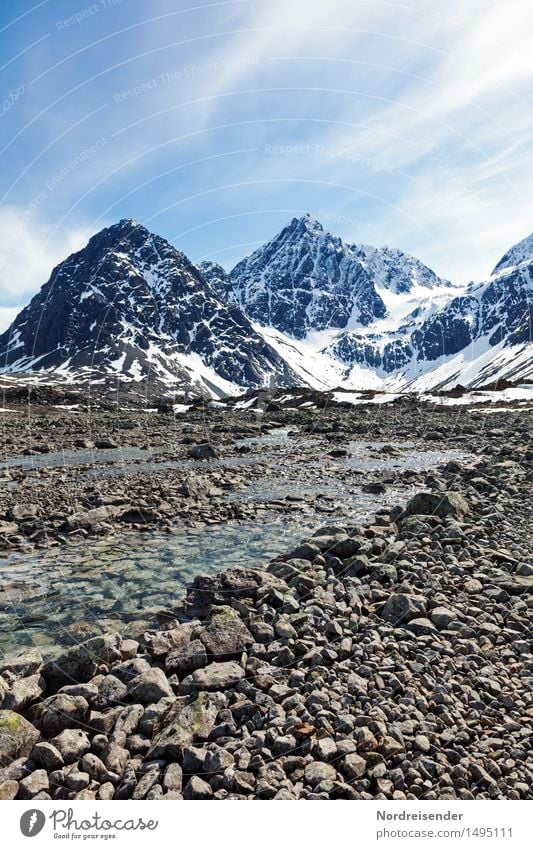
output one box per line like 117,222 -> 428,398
148,692 -> 222,760
0,710 -> 40,767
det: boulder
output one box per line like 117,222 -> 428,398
31,741 -> 64,771
406,618 -> 438,636
304,762 -> 337,786
380,593 -> 427,625
41,633 -> 122,690
127,668 -> 173,704
179,661 -> 245,694
405,491 -> 468,518
165,640 -> 207,677
143,623 -> 197,659
0,648 -> 43,680
197,606 -> 253,659
94,437 -> 118,449
149,693 -> 222,759
18,769 -> 49,799
0,710 -> 40,766
2,674 -> 45,712
51,728 -> 91,763
32,694 -> 89,736
430,607 -> 458,629
185,568 -> 288,616
188,443 -> 218,460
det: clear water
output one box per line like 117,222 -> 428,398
0,428 -> 293,481
0,446 -> 157,471
0,438 -> 468,662
0,427 -> 292,473
0,518 -> 317,661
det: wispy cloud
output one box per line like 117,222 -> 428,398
0,0 -> 532,304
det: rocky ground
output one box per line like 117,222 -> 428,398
0,389 -> 528,551
0,392 -> 531,800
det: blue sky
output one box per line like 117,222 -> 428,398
1,0 -> 532,329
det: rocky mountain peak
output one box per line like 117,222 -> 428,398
228,216 -> 386,338
492,231 -> 533,276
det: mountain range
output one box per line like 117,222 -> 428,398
0,215 -> 531,397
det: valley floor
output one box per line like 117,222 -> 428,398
0,391 -> 531,800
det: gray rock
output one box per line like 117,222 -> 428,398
313,736 -> 337,761
0,648 -> 43,680
143,623 -> 197,659
0,779 -> 19,799
179,661 -> 245,694
406,618 -> 438,636
31,741 -> 64,771
138,698 -> 174,737
0,710 -> 40,767
163,762 -> 183,792
381,593 -> 427,625
430,607 -> 458,629
132,766 -> 160,800
18,768 -> 49,799
105,743 -> 129,777
182,746 -> 208,774
339,753 -> 367,780
197,606 -> 253,658
127,668 -> 173,704
112,658 -> 152,684
97,782 -> 115,800
59,683 -> 99,701
188,443 -> 218,460
65,770 -> 90,791
165,640 -> 207,677
2,674 -> 45,712
120,639 -> 139,660
406,491 -> 468,518
304,762 -> 337,786
95,437 -> 118,449
114,703 -> 144,736
33,694 -> 89,736
149,693 -> 222,759
79,753 -> 112,783
274,618 -> 298,639
183,775 -> 213,799
96,674 -> 128,706
41,633 -> 122,690
204,745 -> 235,773
51,728 -> 91,763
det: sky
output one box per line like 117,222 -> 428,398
1,0 -> 532,331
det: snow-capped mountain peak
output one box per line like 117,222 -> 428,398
228,216 -> 387,339
0,222 -> 296,396
491,231 -> 533,276
352,243 -> 453,295
0,216 -> 531,395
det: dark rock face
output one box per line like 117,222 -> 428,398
228,215 -> 388,338
352,243 -> 452,294
326,259 -> 532,380
412,268 -> 533,362
0,216 -> 530,392
0,220 -> 294,394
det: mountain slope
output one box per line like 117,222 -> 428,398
228,214 -> 388,338
0,220 -> 296,396
0,216 -> 530,396
352,243 -> 453,295
322,240 -> 532,389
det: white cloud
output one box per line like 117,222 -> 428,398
0,206 -> 87,309
0,307 -> 21,334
